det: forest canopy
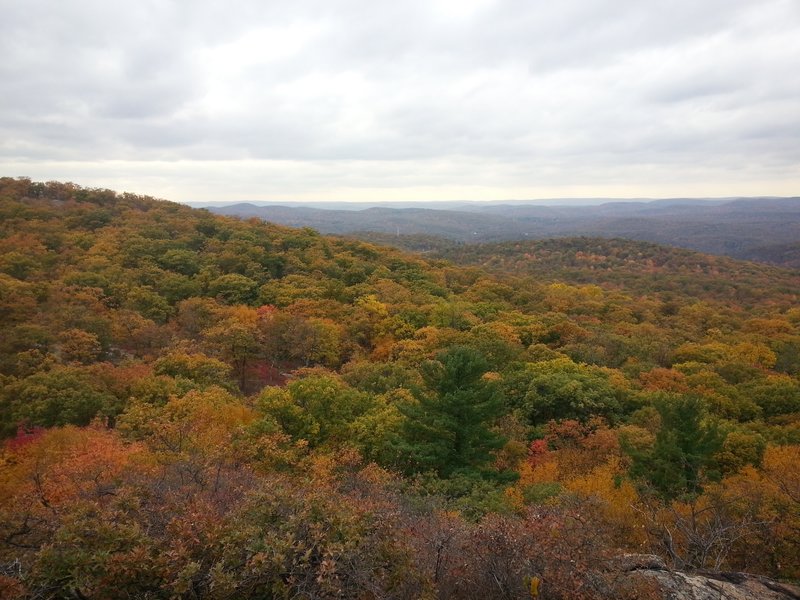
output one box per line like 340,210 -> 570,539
1,178 -> 799,599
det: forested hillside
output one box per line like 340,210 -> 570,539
2,178 -> 799,599
207,197 -> 800,267
435,237 -> 800,307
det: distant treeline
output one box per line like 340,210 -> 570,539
208,197 -> 800,267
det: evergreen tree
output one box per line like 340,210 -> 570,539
628,394 -> 723,499
398,346 -> 507,478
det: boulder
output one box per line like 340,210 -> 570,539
625,567 -> 800,600
613,553 -> 668,572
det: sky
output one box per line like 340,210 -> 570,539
1,0 -> 799,204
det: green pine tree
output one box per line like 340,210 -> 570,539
397,346 -> 507,478
628,394 -> 723,500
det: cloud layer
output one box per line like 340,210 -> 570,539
1,0 -> 799,201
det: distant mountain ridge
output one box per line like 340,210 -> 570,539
204,197 -> 800,267
188,197 -> 774,210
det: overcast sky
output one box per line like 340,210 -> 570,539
1,0 -> 799,203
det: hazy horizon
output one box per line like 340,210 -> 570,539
186,196 -> 794,209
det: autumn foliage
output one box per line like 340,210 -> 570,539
1,178 -> 799,597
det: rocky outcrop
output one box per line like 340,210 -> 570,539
616,554 -> 800,600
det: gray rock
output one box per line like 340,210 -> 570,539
613,553 -> 668,572
626,568 -> 800,600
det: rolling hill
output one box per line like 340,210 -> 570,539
206,197 -> 800,267
2,178 -> 800,597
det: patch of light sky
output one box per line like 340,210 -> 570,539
0,0 -> 798,203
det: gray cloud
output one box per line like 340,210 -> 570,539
0,0 -> 798,201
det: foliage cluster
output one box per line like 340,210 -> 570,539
1,178 -> 799,597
